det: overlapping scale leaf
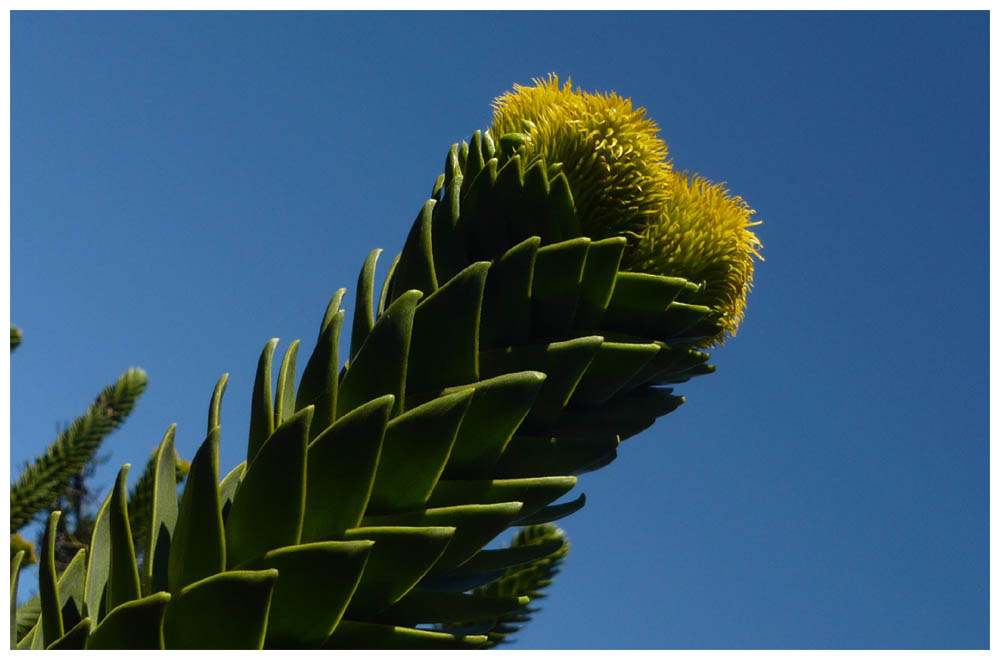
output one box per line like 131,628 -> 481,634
529,237 -> 590,340
437,372 -> 547,478
226,407 -> 312,568
480,336 -> 604,429
21,546 -> 99,646
240,541 -> 374,648
341,526 -> 455,616
429,146 -> 468,284
569,341 -> 661,407
574,237 -> 626,331
391,200 -> 439,301
492,434 -> 619,479
274,340 -> 300,427
362,503 -> 524,572
247,338 -> 278,464
84,487 -> 112,623
162,570 -> 278,650
427,476 -> 576,521
301,395 -> 394,542
479,237 -> 538,350
47,617 -> 91,650
107,465 -> 141,613
549,386 -> 685,446
338,289 -> 422,418
218,461 -> 244,522
87,592 -> 170,650
52,549 -> 87,636
38,512 -> 64,647
142,425 -> 179,595
366,390 -> 473,516
296,289 -> 345,440
168,427 -> 225,593
350,249 -> 382,361
424,534 -> 565,578
618,341 -> 713,390
405,261 -> 489,397
442,523 -> 569,648
516,493 -> 586,525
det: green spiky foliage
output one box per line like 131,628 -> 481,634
12,449 -> 191,641
11,134 -> 722,650
10,368 -> 149,535
10,352 -> 149,579
10,330 -> 156,633
12,79 -> 759,649
441,524 -> 568,647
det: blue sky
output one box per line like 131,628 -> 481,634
11,11 -> 988,649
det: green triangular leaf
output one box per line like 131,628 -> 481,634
274,339 -> 301,427
341,526 -> 455,617
227,407 -> 312,568
391,199 -> 438,302
427,476 -> 576,521
436,536 -> 565,575
481,336 -> 603,429
207,373 -> 228,433
107,464 -> 141,612
218,461 -> 244,523
530,237 -> 590,340
574,237 -> 626,332
493,434 -> 619,479
143,425 -> 179,596
296,291 -> 346,442
168,427 -> 225,593
241,541 -> 374,648
601,272 -> 695,337
363,502 -> 524,571
570,341 -> 661,406
479,237 -> 539,350
438,371 -> 547,479
39,511 -> 64,646
350,248 -> 382,361
86,592 -> 169,650
338,289 -> 421,419
55,548 -> 87,634
515,493 -> 586,525
367,390 -> 473,516
430,156 -> 468,284
46,616 -> 91,650
406,262 -> 489,396
301,395 -> 394,543
162,570 -> 278,650
84,490 -> 112,623
247,338 -> 278,464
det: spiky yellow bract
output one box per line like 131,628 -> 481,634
634,172 -> 762,341
491,74 -> 671,242
489,74 -> 762,344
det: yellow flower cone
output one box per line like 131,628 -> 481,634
491,74 -> 762,343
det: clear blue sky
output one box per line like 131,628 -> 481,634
11,11 -> 988,649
